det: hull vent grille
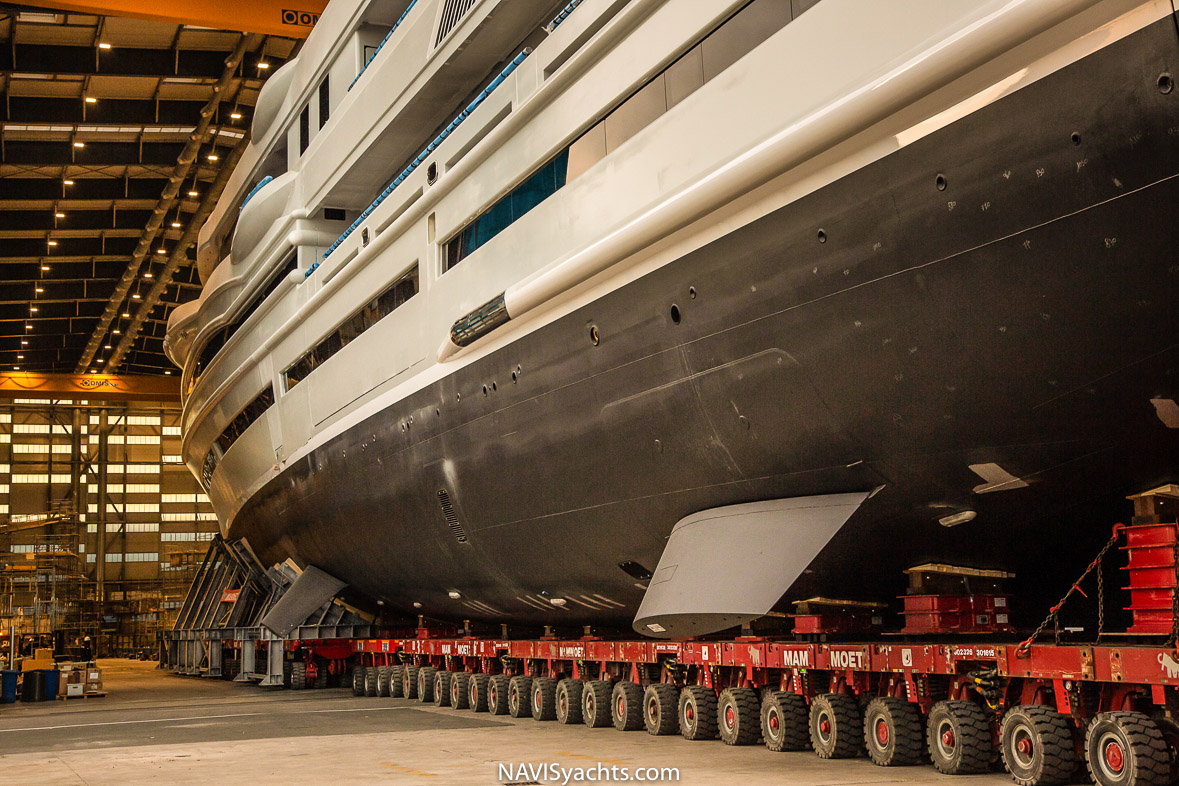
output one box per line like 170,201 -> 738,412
435,0 -> 477,47
437,488 -> 467,543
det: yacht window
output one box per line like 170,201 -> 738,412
201,385 -> 274,488
284,264 -> 419,391
189,253 -> 296,393
318,78 -> 330,128
299,105 -> 310,154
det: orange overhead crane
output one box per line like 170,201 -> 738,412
23,0 -> 327,37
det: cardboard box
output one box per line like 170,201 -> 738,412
66,683 -> 84,697
34,648 -> 52,661
21,659 -> 52,672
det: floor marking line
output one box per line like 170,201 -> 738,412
0,712 -> 264,733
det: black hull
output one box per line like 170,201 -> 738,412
230,17 -> 1179,632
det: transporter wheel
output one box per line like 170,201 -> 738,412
469,673 -> 490,712
376,666 -> 391,697
611,681 -> 644,731
643,683 -> 679,736
556,679 -> 584,724
313,663 -> 328,689
388,664 -> 404,698
290,661 -> 307,691
762,692 -> 809,752
416,666 -> 436,703
864,697 -> 924,766
433,670 -> 452,707
680,685 -> 718,740
401,664 -> 419,699
927,700 -> 993,775
810,693 -> 863,759
583,680 -> 613,728
1000,705 -> 1077,786
487,675 -> 510,715
718,687 -> 761,746
1085,711 -> 1170,786
351,665 -> 366,696
364,666 -> 379,697
508,675 -> 533,718
531,677 -> 557,721
450,671 -> 470,709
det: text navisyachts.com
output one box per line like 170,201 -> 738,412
499,762 -> 681,784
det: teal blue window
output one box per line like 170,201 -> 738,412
445,150 -> 569,270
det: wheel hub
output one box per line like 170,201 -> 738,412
725,706 -> 735,728
1104,740 -> 1125,772
820,717 -> 831,736
617,697 -> 624,716
1017,736 -> 1033,757
769,713 -> 779,732
941,729 -> 955,749
875,719 -> 890,746
685,705 -> 694,722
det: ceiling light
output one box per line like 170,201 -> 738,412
41,265 -> 50,271
104,345 -> 111,350
63,180 -> 74,186
47,240 -> 57,246
54,212 -> 65,218
113,329 -> 120,334
98,42 -> 111,50
188,190 -> 199,197
145,274 -> 153,280
25,324 -> 33,330
206,153 -> 219,162
257,61 -> 270,69
156,248 -> 166,255
171,221 -> 182,228
17,355 -> 23,360
12,367 -> 19,371
29,307 -> 38,313
84,97 -> 97,104
230,112 -> 242,120
132,293 -> 141,299
122,312 -> 130,317
89,369 -> 96,373
165,370 -> 172,375
73,141 -> 85,148
35,288 -> 43,293
20,340 -> 28,345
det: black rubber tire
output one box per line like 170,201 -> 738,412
557,679 -> 584,725
531,676 -> 557,721
402,664 -> 419,700
282,660 -> 293,689
1085,711 -> 1171,786
388,664 -> 404,698
864,697 -> 924,766
719,687 -> 761,745
810,693 -> 863,759
313,663 -> 328,689
680,685 -> 718,740
582,680 -> 613,728
487,674 -> 510,715
363,666 -> 379,697
351,664 -> 366,696
1000,704 -> 1078,786
927,699 -> 993,775
762,691 -> 810,752
611,681 -> 644,731
290,661 -> 307,691
433,670 -> 451,707
416,666 -> 436,703
469,673 -> 490,712
450,671 -> 470,709
644,683 -> 679,736
508,675 -> 533,718
376,666 -> 391,697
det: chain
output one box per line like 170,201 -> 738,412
1097,553 -> 1105,639
1016,523 -> 1123,659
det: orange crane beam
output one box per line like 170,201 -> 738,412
0,372 -> 180,402
24,0 -> 325,37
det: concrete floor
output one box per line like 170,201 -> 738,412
0,660 -> 1015,785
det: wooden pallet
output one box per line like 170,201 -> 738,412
56,691 -> 107,700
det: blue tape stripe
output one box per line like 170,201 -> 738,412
348,0 -> 420,92
546,0 -> 585,32
239,175 -> 273,212
317,49 -> 529,267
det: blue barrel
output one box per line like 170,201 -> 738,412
42,669 -> 60,700
0,670 -> 17,704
